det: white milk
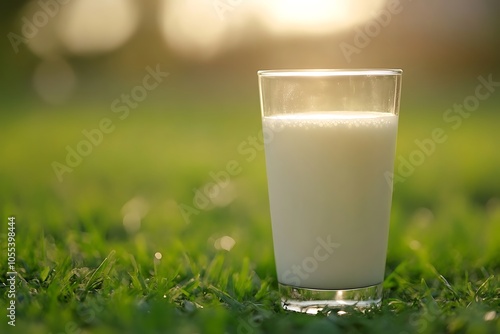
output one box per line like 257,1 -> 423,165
263,112 -> 398,290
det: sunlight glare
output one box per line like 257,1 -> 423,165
261,0 -> 388,35
158,0 -> 389,59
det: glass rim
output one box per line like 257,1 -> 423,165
258,69 -> 402,77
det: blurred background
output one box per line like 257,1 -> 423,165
2,0 -> 500,106
1,0 -> 500,274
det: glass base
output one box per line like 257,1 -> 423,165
279,282 -> 383,315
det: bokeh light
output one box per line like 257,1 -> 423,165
122,196 -> 150,234
57,0 -> 139,54
214,236 -> 236,251
159,0 -> 388,60
158,0 -> 232,60
32,57 -> 77,104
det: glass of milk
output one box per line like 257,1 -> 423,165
258,69 -> 402,314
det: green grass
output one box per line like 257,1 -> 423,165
1,99 -> 499,333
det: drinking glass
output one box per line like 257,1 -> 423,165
258,69 -> 402,314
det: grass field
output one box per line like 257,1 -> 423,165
1,96 -> 499,333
